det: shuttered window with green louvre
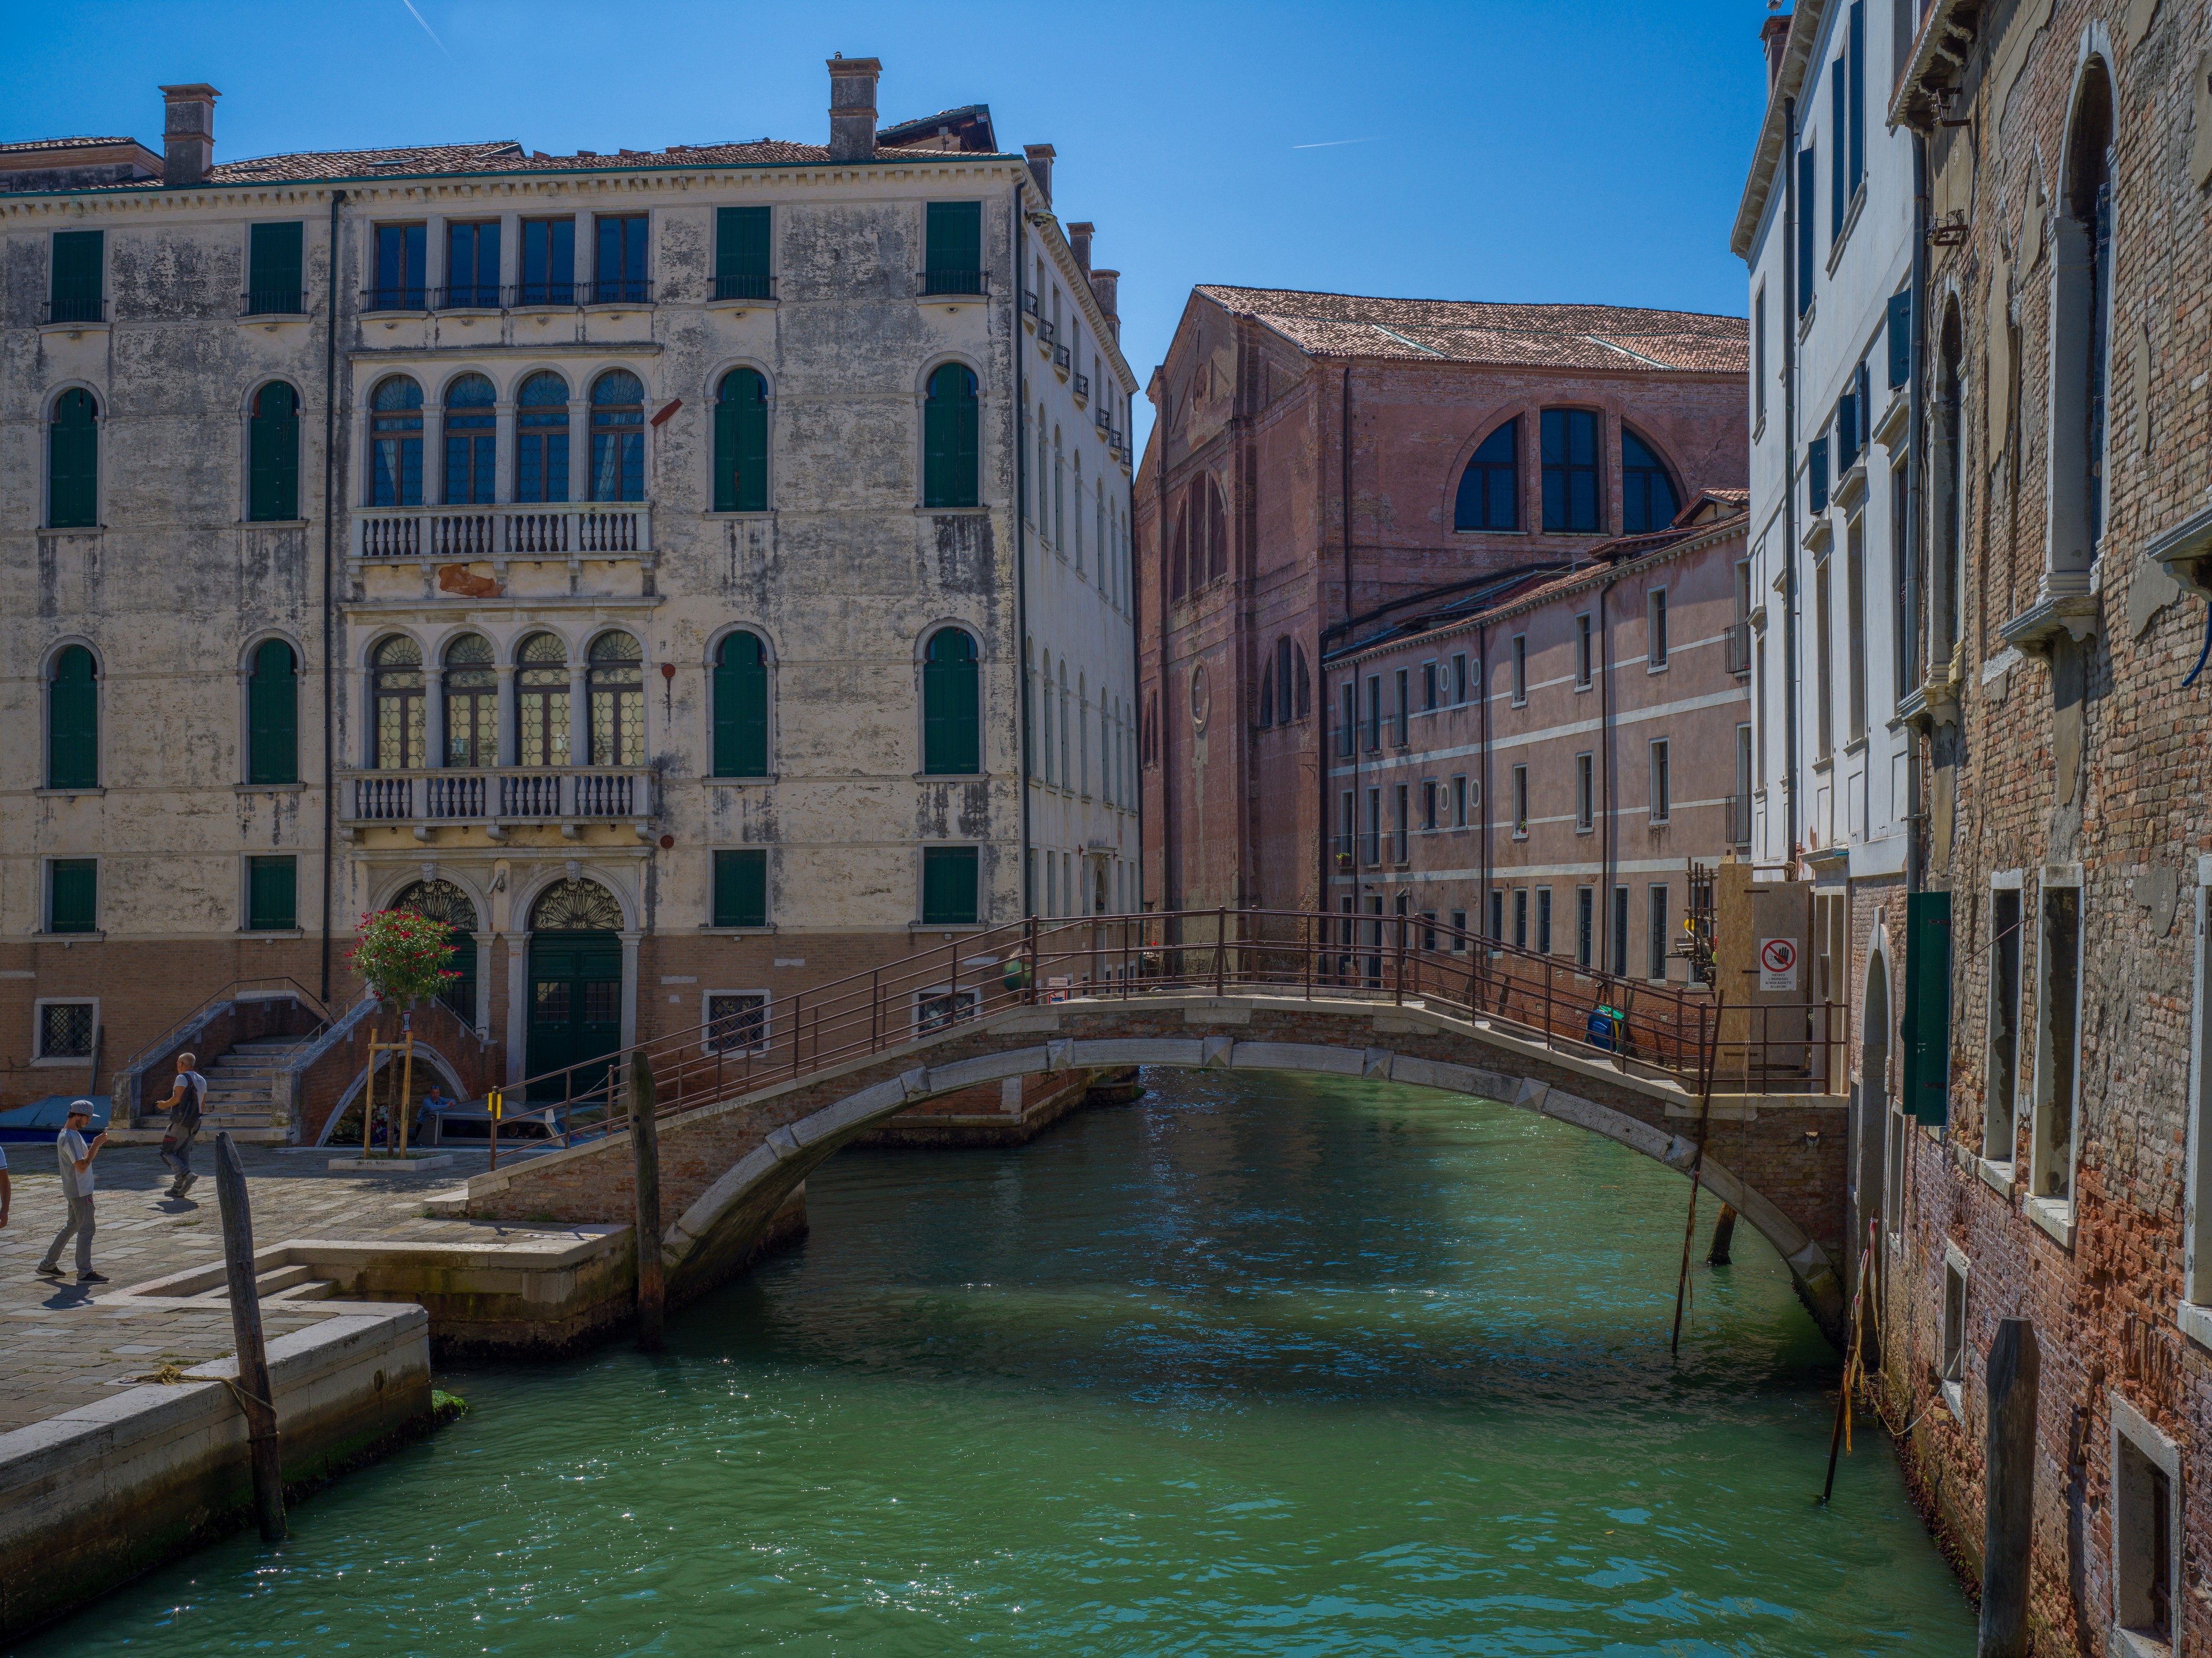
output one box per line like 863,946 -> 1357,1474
712,849 -> 768,929
714,206 -> 771,301
247,221 -> 305,314
48,645 -> 98,789
248,638 -> 299,784
712,631 -> 770,777
49,860 -> 97,934
1901,890 -> 1952,1126
248,856 -> 298,931
48,388 -> 98,528
49,229 -> 102,323
921,363 -> 979,508
921,628 -> 980,775
921,846 -> 979,926
922,201 -> 983,296
248,381 -> 300,521
712,368 -> 769,512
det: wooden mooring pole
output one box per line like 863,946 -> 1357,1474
1706,1203 -> 1738,1265
213,1130 -> 286,1542
629,1050 -> 665,1352
1978,1317 -> 2039,1658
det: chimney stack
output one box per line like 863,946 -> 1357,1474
1023,143 -> 1055,209
159,83 -> 218,186
1761,13 -> 1792,96
1088,269 -> 1120,341
1066,221 -> 1094,274
827,55 -> 881,162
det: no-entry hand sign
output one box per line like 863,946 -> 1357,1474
1758,936 -> 1800,992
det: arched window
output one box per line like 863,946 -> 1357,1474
443,373 -> 496,505
529,877 -> 623,932
248,382 -> 300,523
1454,419 -> 1518,531
923,364 -> 980,508
515,633 -> 570,767
1258,653 -> 1276,727
713,368 -> 769,513
442,634 -> 497,767
1621,430 -> 1679,534
48,645 -> 98,789
1274,637 -> 1296,727
371,636 -> 425,769
1541,408 -> 1601,533
1095,483 -> 1107,591
587,631 -> 644,765
1293,641 -> 1311,720
2065,64 -> 2114,553
1072,451 -> 1084,569
922,627 -> 980,775
1206,475 -> 1228,582
1040,650 -> 1055,784
247,639 -> 299,784
1034,405 -> 1049,538
1058,661 -> 1072,785
1170,502 -> 1188,600
394,878 -> 479,1023
1934,305 -> 1965,657
369,376 -> 424,507
589,369 -> 645,502
712,631 -> 770,778
1052,432 -> 1064,551
515,371 -> 570,503
48,389 -> 98,529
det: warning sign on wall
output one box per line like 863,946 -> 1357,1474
1758,937 -> 1801,993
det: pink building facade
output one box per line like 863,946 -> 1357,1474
1134,286 -> 1749,926
1321,499 -> 1751,977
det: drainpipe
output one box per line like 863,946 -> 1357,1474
1781,96 -> 1801,870
318,187 -> 344,1004
1905,129 -> 1930,897
1011,180 -> 1033,916
1599,572 -> 1620,972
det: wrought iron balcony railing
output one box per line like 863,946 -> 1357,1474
712,273 -> 776,301
588,277 -> 654,306
435,283 -> 504,310
354,502 -> 653,562
1073,373 -> 1089,399
919,268 -> 988,298
361,286 -> 428,314
44,295 -> 105,325
241,289 -> 306,317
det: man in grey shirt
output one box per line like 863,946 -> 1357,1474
152,1052 -> 207,1198
37,1101 -> 107,1283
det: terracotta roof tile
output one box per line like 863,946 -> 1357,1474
1194,285 -> 1747,375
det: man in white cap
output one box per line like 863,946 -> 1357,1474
36,1101 -> 107,1284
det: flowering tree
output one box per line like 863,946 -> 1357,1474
348,909 -> 458,1155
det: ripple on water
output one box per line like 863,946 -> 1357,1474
25,1068 -> 1972,1656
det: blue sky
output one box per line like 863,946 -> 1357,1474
5,2 -> 1769,445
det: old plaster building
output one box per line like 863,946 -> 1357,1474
1133,286 -> 1749,938
1749,0 -> 2212,1647
1,64 -> 1139,1127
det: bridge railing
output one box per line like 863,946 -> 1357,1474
489,909 -> 1845,1154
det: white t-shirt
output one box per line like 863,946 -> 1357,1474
57,1127 -> 92,1196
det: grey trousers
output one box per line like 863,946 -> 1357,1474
161,1127 -> 198,1182
42,1185 -> 95,1276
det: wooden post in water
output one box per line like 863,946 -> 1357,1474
213,1130 -> 286,1541
1707,1203 -> 1738,1265
629,1049 -> 665,1351
1978,1318 -> 2039,1658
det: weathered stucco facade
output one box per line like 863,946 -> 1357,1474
1,66 -> 1138,1123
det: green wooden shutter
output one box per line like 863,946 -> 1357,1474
248,382 -> 300,522
248,221 -> 304,312
922,633 -> 980,775
713,849 -> 768,928
923,366 -> 978,509
925,201 -> 982,288
50,229 -> 102,321
713,371 -> 767,512
248,639 -> 299,784
922,846 -> 979,926
48,645 -> 98,789
49,859 -> 97,933
715,206 -> 770,298
712,633 -> 769,778
924,388 -> 953,507
953,382 -> 979,508
1887,290 -> 1913,389
1901,890 -> 1952,1125
48,388 -> 98,528
248,856 -> 298,931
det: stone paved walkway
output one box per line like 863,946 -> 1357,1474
0,1141 -> 541,1436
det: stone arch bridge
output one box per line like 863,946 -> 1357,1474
431,913 -> 1851,1342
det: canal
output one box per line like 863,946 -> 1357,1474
30,1068 -> 1974,1654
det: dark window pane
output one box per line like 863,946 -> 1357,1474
921,846 -> 980,926
713,849 -> 769,928
49,859 -> 96,933
248,856 -> 298,931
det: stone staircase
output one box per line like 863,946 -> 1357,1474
182,1261 -> 342,1305
194,1039 -> 312,1143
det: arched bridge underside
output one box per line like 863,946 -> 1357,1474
439,993 -> 1851,1342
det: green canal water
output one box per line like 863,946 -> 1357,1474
29,1070 -> 1974,1655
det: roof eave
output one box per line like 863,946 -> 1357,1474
1885,0 -> 1983,132
1729,0 -> 1830,260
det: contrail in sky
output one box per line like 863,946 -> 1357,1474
1292,137 -> 1379,149
401,0 -> 452,57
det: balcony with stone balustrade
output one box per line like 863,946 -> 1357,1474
349,503 -> 655,604
337,765 -> 656,842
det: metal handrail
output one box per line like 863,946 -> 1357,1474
115,977 -> 338,1082
504,909 -> 1848,1151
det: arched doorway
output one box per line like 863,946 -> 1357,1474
393,878 -> 480,1025
527,877 -> 624,1102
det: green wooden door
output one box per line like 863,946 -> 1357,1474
526,931 -> 623,1104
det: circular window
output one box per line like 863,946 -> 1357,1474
1190,665 -> 1211,734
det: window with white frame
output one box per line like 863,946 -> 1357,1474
1511,764 -> 1530,836
1510,634 -> 1527,705
1575,751 -> 1594,831
1647,589 -> 1668,669
703,991 -> 770,1055
1574,613 -> 1593,689
1986,876 -> 2025,1168
1649,739 -> 1671,821
35,998 -> 97,1062
914,986 -> 981,1034
2188,857 -> 2212,1311
2032,873 -> 2084,1209
2110,1395 -> 2179,1651
1939,1245 -> 1968,1409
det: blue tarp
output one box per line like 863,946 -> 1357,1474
0,1094 -> 113,1143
